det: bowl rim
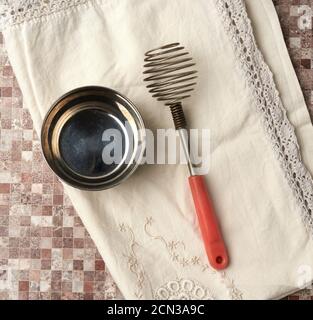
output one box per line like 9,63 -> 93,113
41,86 -> 146,191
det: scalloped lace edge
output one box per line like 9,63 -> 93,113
215,0 -> 313,234
0,0 -> 92,30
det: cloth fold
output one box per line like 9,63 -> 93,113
2,0 -> 313,299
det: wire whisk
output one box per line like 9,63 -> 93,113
142,43 -> 230,270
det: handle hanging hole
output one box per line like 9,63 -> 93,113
216,256 -> 224,265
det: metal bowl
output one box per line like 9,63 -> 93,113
41,86 -> 145,190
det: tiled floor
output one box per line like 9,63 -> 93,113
274,0 -> 313,119
0,1 -> 313,300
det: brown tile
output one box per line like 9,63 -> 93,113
84,271 -> 95,281
84,281 -> 94,293
29,270 -> 40,281
20,216 -> 31,226
40,259 -> 51,270
63,227 -> 73,238
95,271 -> 106,282
42,206 -> 52,216
95,260 -> 105,271
41,249 -> 51,259
0,206 -> 9,216
73,260 -> 84,271
2,66 -> 12,77
20,248 -> 30,258
19,281 -> 29,291
51,292 -> 62,300
52,216 -> 62,226
62,281 -> 72,293
0,226 -> 8,236
18,292 -> 29,300
0,184 -> 10,193
52,238 -> 62,248
74,238 -> 84,248
63,248 -> 73,260
51,271 -> 62,282
51,281 -> 61,292
41,227 -> 52,237
84,293 -> 94,300
9,237 -> 19,247
1,87 -> 12,97
9,248 -> 19,259
63,238 -> 73,248
53,195 -> 63,205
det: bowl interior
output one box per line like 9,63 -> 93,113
59,107 -> 127,178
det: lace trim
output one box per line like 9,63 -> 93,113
215,0 -> 313,234
154,279 -> 214,300
0,0 -> 91,30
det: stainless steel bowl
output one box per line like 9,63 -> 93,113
41,86 -> 145,190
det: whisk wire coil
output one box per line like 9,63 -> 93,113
143,43 -> 198,108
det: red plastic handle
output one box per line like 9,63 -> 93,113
189,175 -> 229,270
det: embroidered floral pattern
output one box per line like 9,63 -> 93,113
144,217 -> 243,300
154,279 -> 214,300
117,218 -> 243,300
215,0 -> 313,234
144,217 -> 210,272
119,223 -> 146,299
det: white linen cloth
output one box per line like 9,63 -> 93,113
2,0 -> 313,299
